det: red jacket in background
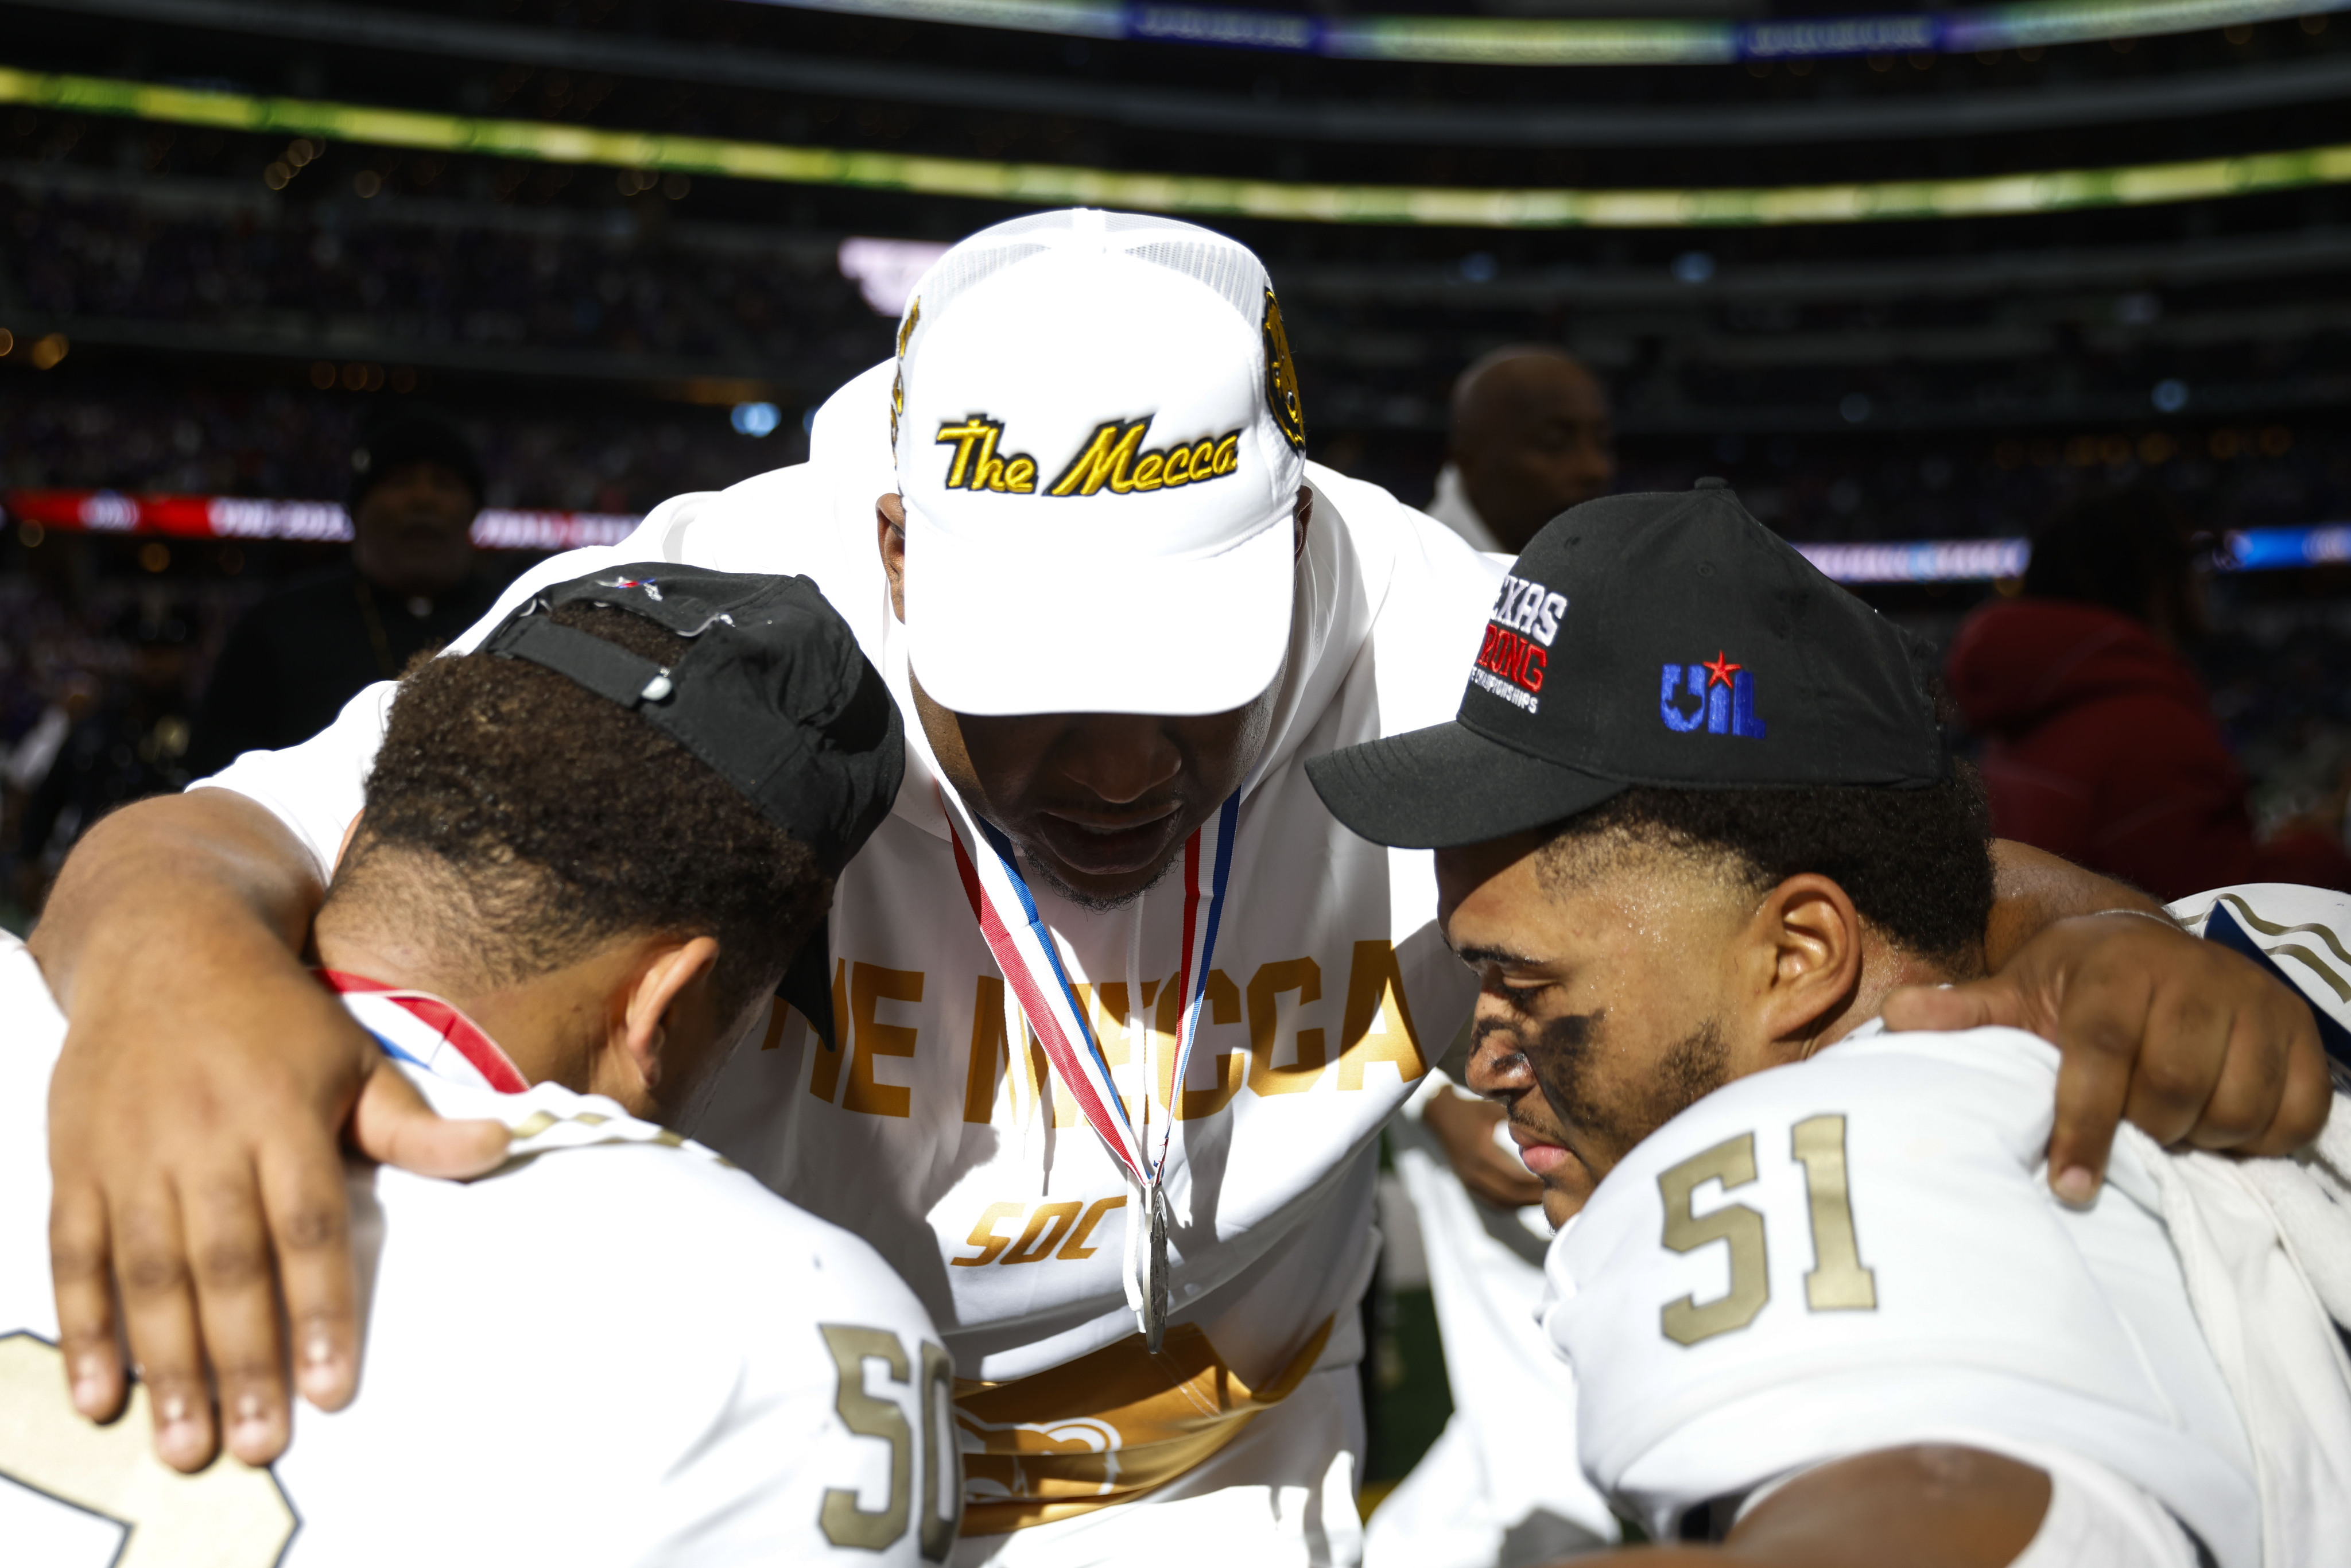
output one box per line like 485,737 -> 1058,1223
1945,599 -> 2351,901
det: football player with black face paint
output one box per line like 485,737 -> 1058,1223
1313,483 -> 2351,1568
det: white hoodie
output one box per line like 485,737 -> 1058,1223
205,360 -> 1503,1544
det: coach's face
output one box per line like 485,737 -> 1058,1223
1441,832 -> 1775,1227
878,493 -> 1299,905
354,458 -> 478,597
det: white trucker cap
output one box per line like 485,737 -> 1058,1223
892,209 -> 1309,717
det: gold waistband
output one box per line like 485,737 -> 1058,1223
953,1314 -> 1337,1534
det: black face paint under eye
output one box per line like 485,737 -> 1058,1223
1529,1009 -> 1735,1170
1523,1008 -> 1613,1142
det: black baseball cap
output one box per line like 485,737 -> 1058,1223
482,564 -> 906,1045
1307,481 -> 1946,849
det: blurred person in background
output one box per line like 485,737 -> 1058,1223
11,607 -> 195,911
187,408 -> 503,775
1947,486 -> 2351,901
1369,335 -> 1624,1568
1423,347 -> 1615,555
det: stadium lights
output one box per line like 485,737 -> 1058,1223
5,67 -> 2351,230
9,488 -> 2346,584
839,237 -> 953,315
1,490 -> 641,553
739,0 -> 2346,65
1797,526 -> 2351,581
731,401 -> 785,436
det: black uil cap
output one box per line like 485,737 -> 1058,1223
483,564 -> 905,1047
1306,480 -> 1947,849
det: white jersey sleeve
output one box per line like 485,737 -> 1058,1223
2167,883 -> 2351,1058
1541,1025 -> 2261,1566
0,937 -> 958,1568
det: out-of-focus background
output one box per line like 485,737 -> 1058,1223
3,0 -> 2351,1499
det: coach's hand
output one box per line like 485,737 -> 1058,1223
1884,910 -> 2331,1203
34,793 -> 508,1473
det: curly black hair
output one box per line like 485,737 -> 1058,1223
1541,769 -> 1995,967
336,601 -> 831,1016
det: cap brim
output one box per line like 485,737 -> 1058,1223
902,503 -> 1295,717
1306,720 -> 1628,849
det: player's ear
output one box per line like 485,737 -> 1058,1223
1751,874 -> 1864,1055
876,493 -> 908,622
616,936 -> 724,1101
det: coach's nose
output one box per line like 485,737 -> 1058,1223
1053,713 -> 1182,807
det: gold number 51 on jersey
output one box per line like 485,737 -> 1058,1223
1658,1113 -> 1878,1347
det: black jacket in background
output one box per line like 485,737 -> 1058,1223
188,565 -> 506,777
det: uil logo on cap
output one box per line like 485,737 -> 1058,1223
1661,651 -> 1767,738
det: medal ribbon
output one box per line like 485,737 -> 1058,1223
939,784 -> 1239,1342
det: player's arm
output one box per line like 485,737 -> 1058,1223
1561,1445 -> 2053,1567
32,526 -> 701,1472
32,790 -> 510,1474
1889,839 -> 2333,1200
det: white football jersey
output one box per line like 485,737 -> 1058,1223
0,936 -> 958,1567
1543,1020 -> 2269,1565
203,360 -> 1502,1538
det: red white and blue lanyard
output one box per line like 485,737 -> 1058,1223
940,782 -> 1239,1349
319,969 -> 529,1094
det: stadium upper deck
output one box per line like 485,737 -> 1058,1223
0,0 -> 2343,542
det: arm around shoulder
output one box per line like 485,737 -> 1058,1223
34,787 -> 505,1476
1889,840 -> 2331,1193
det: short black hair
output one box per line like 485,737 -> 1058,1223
1541,770 -> 1994,966
340,600 -> 829,1016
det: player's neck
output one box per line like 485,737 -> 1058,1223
1796,938 -> 1981,1057
313,912 -> 620,1097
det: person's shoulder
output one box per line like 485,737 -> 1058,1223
1614,1022 -> 2062,1183
389,1072 -> 928,1322
1559,1022 -> 2071,1324
1307,461 -> 1503,645
2168,882 -> 2351,948
1546,1020 -> 2263,1548
1309,463 -> 1496,569
2166,882 -> 2351,1066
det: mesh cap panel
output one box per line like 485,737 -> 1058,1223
901,209 -> 1270,339
911,241 -> 1051,328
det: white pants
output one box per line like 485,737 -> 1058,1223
951,1365 -> 1367,1568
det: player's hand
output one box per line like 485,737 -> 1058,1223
47,957 -> 509,1474
1422,1084 -> 1545,1208
1883,911 -> 2331,1202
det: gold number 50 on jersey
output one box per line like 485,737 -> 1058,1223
821,1325 -> 960,1561
1657,1115 -> 1877,1347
